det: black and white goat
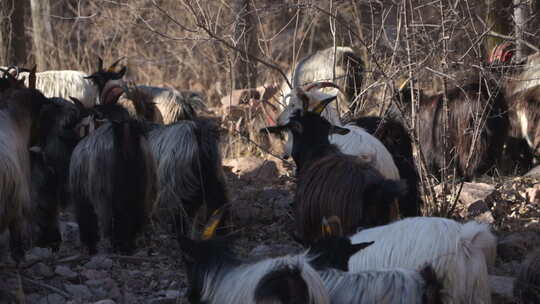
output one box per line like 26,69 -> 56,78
0,87 -> 50,262
118,84 -> 206,123
348,217 -> 496,304
92,103 -> 228,237
69,118 -> 157,254
263,96 -> 406,243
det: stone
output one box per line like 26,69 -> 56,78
93,300 -> 116,304
55,265 -> 78,280
38,294 -> 66,304
525,184 -> 540,205
31,262 -> 54,278
81,269 -> 108,280
525,165 -> 540,178
84,255 -> 113,270
64,284 -> 93,300
60,222 -> 80,245
25,247 -> 53,262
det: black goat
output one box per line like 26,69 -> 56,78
69,118 -> 157,254
263,97 -> 406,243
350,116 -> 422,217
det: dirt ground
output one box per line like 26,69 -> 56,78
0,156 -> 539,304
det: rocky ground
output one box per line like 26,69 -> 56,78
0,156 -> 539,304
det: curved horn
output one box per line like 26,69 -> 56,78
107,57 -> 125,72
201,208 -> 224,240
304,81 -> 342,92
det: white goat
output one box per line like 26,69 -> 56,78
348,217 -> 496,304
277,84 -> 400,179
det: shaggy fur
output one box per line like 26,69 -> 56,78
178,237 -> 330,304
119,85 -> 206,124
319,265 -> 443,304
399,82 -> 509,181
351,116 -> 422,217
284,110 -> 405,243
146,118 -> 228,235
0,88 -> 50,262
514,248 -> 540,303
69,120 -> 157,254
18,71 -> 99,108
349,217 -> 496,304
279,46 -> 363,112
278,89 -> 400,180
507,86 -> 540,157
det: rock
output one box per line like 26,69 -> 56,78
525,165 -> 540,178
435,182 -> 500,219
60,222 -> 80,245
86,278 -> 120,299
525,184 -> 540,205
474,211 -> 495,224
489,275 -> 515,300
25,247 -> 53,262
65,284 -> 93,300
55,265 -> 78,280
93,300 -> 116,304
81,269 -> 108,280
223,157 -> 280,182
38,294 -> 66,304
220,89 -> 260,107
84,255 -> 113,270
31,262 -> 54,278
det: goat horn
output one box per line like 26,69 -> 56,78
201,208 -> 224,240
107,57 -> 125,72
304,81 -> 342,92
313,95 -> 337,114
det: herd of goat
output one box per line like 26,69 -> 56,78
0,42 -> 540,303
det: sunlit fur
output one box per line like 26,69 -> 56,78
19,71 -> 99,108
349,217 -> 496,304
278,89 -> 400,180
319,266 -> 443,304
120,85 -> 206,124
69,121 -> 157,254
279,46 -> 363,112
146,118 -> 228,235
180,238 -> 330,304
0,89 -> 50,262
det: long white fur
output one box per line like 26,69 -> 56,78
200,254 -> 330,304
127,85 -> 206,124
18,71 -> 99,108
319,268 -> 428,304
278,89 -> 400,180
0,111 -> 31,234
348,217 -> 496,304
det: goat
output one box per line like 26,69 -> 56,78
277,83 -> 400,180
5,58 -> 126,108
118,84 -> 206,123
0,88 -> 50,262
92,103 -> 228,237
348,217 -> 496,304
514,248 -> 540,303
29,97 -> 91,250
350,116 -> 422,217
262,96 -> 405,243
69,118 -> 157,254
398,81 -> 509,181
279,46 -> 363,113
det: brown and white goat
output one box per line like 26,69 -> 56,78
398,81 -> 509,181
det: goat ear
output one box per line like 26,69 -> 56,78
349,241 -> 374,255
28,65 -> 37,89
329,125 -> 349,135
201,208 -> 224,240
313,95 -> 337,114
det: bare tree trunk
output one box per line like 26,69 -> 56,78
233,0 -> 258,89
514,0 -> 530,61
30,0 -> 55,70
485,0 -> 512,56
0,0 -> 28,65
